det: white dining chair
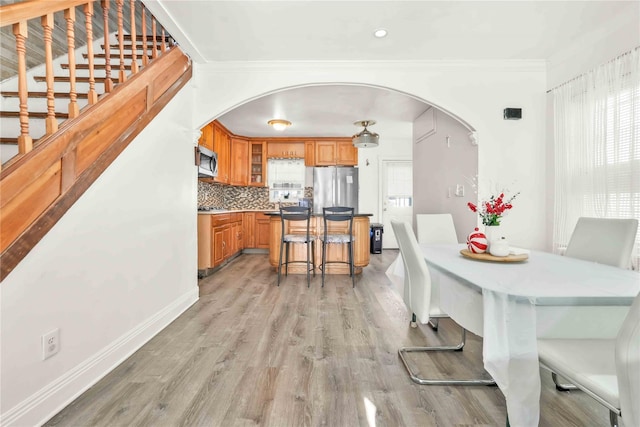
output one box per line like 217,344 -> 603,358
391,219 -> 495,386
538,292 -> 640,427
553,217 -> 638,390
564,217 -> 638,269
416,213 -> 459,245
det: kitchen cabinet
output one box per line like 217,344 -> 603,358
198,213 -> 244,273
249,141 -> 266,186
304,141 -> 315,166
255,212 -> 271,249
213,123 -> 230,184
313,139 -> 358,166
242,212 -> 270,249
266,141 -> 304,159
198,123 -> 214,151
243,212 -> 256,247
230,137 -> 249,186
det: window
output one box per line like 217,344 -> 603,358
553,48 -> 639,269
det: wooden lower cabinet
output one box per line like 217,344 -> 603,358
268,215 -> 370,274
255,213 -> 270,249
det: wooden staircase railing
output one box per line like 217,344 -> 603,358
0,1 -> 192,281
0,0 -> 174,168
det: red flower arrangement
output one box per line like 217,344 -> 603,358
467,191 -> 519,226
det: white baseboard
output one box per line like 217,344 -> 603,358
1,288 -> 198,427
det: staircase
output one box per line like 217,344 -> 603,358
1,33 -> 168,165
0,0 -> 192,281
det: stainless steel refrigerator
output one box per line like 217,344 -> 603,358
313,167 -> 359,214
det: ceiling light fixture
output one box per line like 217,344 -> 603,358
268,119 -> 291,131
373,28 -> 388,38
352,120 -> 379,148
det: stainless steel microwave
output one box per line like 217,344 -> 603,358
198,146 -> 218,178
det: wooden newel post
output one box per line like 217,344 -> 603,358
13,21 -> 33,154
65,7 -> 79,118
41,13 -> 58,135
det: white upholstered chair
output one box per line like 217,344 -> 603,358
553,217 -> 638,390
538,292 -> 640,427
564,217 -> 638,269
416,213 -> 459,245
391,219 -> 494,386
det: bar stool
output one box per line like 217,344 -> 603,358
278,206 -> 315,287
320,206 -> 355,288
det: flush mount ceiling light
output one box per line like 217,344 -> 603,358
352,120 -> 379,148
268,119 -> 291,131
373,28 -> 388,38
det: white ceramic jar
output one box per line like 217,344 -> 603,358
489,236 -> 510,257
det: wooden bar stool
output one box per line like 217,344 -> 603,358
278,206 -> 315,287
320,206 -> 355,288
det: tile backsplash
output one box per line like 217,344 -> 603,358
198,181 -> 312,210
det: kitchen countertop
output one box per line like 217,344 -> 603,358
197,209 -> 278,215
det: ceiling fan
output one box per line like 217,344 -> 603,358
352,120 -> 379,148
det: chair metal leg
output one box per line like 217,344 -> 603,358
551,372 -> 578,391
285,242 -> 289,276
306,240 -> 311,288
428,318 -> 439,331
321,241 -> 327,287
399,322 -> 496,386
277,238 -> 284,286
609,410 -> 619,427
349,241 -> 355,288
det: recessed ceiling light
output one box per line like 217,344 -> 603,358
373,28 -> 388,38
267,119 -> 292,131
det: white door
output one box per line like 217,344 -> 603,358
381,160 -> 413,248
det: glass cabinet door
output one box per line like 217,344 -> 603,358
249,141 -> 266,186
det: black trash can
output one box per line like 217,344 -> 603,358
370,223 -> 383,254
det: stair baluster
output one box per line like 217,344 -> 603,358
141,4 -> 149,66
84,3 -> 98,104
161,28 -> 167,53
116,0 -> 126,83
41,13 -> 58,135
101,0 -> 114,93
129,0 -> 139,74
65,8 -> 80,118
151,17 -> 158,60
12,21 -> 33,156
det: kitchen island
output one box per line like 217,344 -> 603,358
267,213 -> 372,275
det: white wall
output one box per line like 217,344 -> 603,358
0,83 -> 199,426
192,60 -> 547,249
413,110 -> 478,243
546,3 -> 640,91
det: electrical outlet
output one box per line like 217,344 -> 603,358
455,184 -> 465,197
42,328 -> 60,360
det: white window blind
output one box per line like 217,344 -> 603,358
553,48 -> 640,269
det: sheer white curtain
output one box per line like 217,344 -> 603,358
553,48 -> 640,269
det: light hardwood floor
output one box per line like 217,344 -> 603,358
46,251 -> 612,426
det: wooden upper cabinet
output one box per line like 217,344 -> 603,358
315,141 -> 337,166
213,123 -> 230,184
314,139 -> 357,166
304,141 -> 315,166
266,141 -> 304,158
198,123 -> 214,151
249,141 -> 266,186
230,137 -> 249,186
336,140 -> 358,166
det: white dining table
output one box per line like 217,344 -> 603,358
406,244 -> 640,427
